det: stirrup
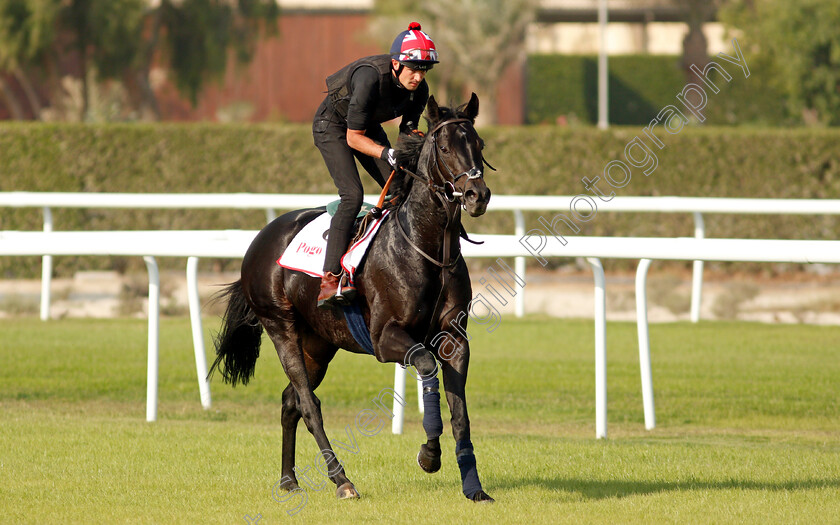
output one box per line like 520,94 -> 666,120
317,272 -> 344,309
334,271 -> 357,305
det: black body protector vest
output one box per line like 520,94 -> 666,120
325,54 -> 416,124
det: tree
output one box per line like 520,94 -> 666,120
0,0 -> 278,120
155,0 -> 278,108
79,0 -> 279,120
372,0 -> 537,125
675,1 -> 719,79
61,0 -> 147,119
0,0 -> 59,119
720,0 -> 840,125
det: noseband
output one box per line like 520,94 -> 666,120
427,118 -> 484,203
399,117 -> 487,204
394,116 -> 488,270
394,116 -> 488,351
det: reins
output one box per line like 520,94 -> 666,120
394,199 -> 461,268
391,116 -> 486,348
391,117 -> 477,268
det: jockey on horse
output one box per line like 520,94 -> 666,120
313,22 -> 439,308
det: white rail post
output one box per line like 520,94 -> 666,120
40,206 -> 53,321
417,373 -> 424,414
187,257 -> 212,409
144,256 -> 160,422
690,212 -> 705,323
265,208 -> 277,224
513,209 -> 526,318
635,258 -> 656,430
392,364 -> 407,434
586,257 -> 607,439
597,0 -> 609,130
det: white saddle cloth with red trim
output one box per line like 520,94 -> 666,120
276,210 -> 390,282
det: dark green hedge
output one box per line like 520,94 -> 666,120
0,123 -> 338,277
1,123 -> 839,277
526,54 -> 789,126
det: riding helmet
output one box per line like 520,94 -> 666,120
390,22 -> 439,71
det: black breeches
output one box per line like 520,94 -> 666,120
313,104 -> 391,274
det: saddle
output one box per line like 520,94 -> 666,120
325,199 -> 377,219
275,200 -> 393,281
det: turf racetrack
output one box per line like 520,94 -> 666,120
2,317 -> 839,524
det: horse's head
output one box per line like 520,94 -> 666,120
423,93 -> 492,217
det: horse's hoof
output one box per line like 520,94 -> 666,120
417,443 -> 441,473
470,490 -> 495,503
280,479 -> 300,491
336,482 -> 360,499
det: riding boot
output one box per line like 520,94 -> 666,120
317,272 -> 357,309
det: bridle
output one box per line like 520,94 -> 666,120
428,117 -> 485,203
402,118 -> 491,205
395,117 -> 487,269
392,115 -> 490,350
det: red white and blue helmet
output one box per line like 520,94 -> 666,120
390,22 -> 439,71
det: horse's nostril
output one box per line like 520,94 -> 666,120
465,189 -> 477,201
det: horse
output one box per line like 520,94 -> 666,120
208,93 -> 494,504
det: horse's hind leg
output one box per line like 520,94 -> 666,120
279,383 -> 302,490
265,319 -> 358,499
279,339 -> 334,491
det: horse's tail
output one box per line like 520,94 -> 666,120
207,280 -> 263,387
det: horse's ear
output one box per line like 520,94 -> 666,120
465,92 -> 479,122
426,95 -> 441,123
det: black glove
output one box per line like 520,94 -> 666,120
381,147 -> 398,169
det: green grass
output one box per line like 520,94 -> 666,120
2,317 -> 839,524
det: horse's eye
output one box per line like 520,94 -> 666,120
440,145 -> 449,153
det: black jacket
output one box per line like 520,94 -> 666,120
323,54 -> 428,131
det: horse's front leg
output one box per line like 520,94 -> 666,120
406,342 -> 444,474
437,312 -> 494,503
376,320 -> 445,475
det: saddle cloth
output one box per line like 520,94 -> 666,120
276,209 -> 390,283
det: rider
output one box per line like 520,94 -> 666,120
313,22 -> 439,309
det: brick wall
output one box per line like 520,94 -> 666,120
156,12 -> 524,124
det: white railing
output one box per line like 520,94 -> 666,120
3,193 -> 840,435
0,229 -> 254,422
399,235 -> 840,438
3,229 -> 840,439
4,192 -> 840,323
489,195 -> 840,321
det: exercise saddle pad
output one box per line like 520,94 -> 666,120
276,208 -> 390,282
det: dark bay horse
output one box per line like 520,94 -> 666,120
209,93 -> 494,503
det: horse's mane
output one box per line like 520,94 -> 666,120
389,101 -> 473,199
